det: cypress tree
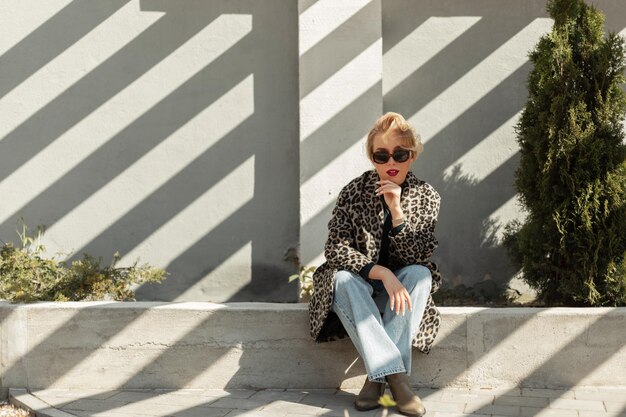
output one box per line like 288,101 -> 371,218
505,0 -> 626,305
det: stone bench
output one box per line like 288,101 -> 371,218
1,301 -> 624,398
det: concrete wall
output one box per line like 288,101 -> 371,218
299,0 -> 382,268
0,0 -> 300,302
2,1 -> 626,301
1,302 -> 625,394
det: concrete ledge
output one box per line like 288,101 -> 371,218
9,388 -> 75,417
1,302 -> 625,394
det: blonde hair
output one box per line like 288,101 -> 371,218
365,112 -> 423,160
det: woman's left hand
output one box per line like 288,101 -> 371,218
376,180 -> 402,212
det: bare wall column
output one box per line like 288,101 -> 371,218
298,0 -> 383,269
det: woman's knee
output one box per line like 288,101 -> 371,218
399,265 -> 432,292
334,270 -> 355,292
334,270 -> 371,295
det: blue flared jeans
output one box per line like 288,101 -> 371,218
331,265 -> 432,383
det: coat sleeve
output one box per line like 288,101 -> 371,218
389,184 -> 440,264
323,188 -> 373,274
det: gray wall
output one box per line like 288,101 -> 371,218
299,0 -> 383,269
0,0 -> 300,302
1,0 -> 625,301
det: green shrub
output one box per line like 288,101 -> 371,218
505,0 -> 626,306
288,265 -> 315,300
0,222 -> 167,302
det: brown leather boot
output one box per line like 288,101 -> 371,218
385,373 -> 426,417
354,378 -> 386,411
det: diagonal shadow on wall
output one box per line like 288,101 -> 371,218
0,4 -> 225,184
416,63 -> 530,182
1,0 -> 300,302
417,96 -> 522,289
0,0 -> 131,99
384,14 -> 538,122
382,0 -> 547,55
136,0 -> 301,302
300,83 -> 382,185
434,158 -> 519,288
299,0 -> 381,99
1,34 -> 253,237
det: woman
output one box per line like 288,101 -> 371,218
308,113 -> 441,417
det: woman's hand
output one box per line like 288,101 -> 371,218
383,273 -> 413,316
376,180 -> 402,216
372,265 -> 413,315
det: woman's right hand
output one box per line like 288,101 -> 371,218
371,265 -> 413,315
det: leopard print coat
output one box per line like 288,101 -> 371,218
308,170 -> 441,354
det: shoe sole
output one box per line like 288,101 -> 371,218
396,407 -> 426,417
354,381 -> 386,412
354,403 -> 381,411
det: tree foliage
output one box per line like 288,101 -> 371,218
505,0 -> 626,305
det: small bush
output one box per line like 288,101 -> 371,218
0,222 -> 167,302
288,265 -> 315,300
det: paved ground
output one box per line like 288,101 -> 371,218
10,386 -> 626,417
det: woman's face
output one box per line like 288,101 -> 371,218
371,130 -> 416,185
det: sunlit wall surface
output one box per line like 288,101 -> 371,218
0,0 -> 300,302
299,0 -> 382,269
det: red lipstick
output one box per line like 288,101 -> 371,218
387,169 -> 399,177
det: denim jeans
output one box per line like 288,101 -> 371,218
332,265 -> 432,383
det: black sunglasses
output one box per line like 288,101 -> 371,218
372,149 -> 412,164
